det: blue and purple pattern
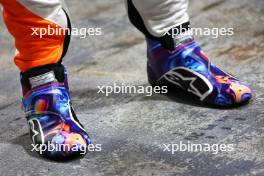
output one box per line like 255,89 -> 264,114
22,69 -> 91,158
147,38 -> 252,106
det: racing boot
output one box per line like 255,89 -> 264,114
21,64 -> 92,159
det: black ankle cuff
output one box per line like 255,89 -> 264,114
159,22 -> 191,50
20,64 -> 65,91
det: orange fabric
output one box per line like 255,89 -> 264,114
0,0 -> 66,72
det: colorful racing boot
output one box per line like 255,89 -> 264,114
147,38 -> 252,106
21,64 -> 91,159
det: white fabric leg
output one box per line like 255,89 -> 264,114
126,0 -> 189,37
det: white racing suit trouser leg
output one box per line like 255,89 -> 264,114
125,0 -> 189,37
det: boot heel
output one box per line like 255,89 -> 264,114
147,63 -> 158,86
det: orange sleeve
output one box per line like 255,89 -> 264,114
1,0 -> 67,72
